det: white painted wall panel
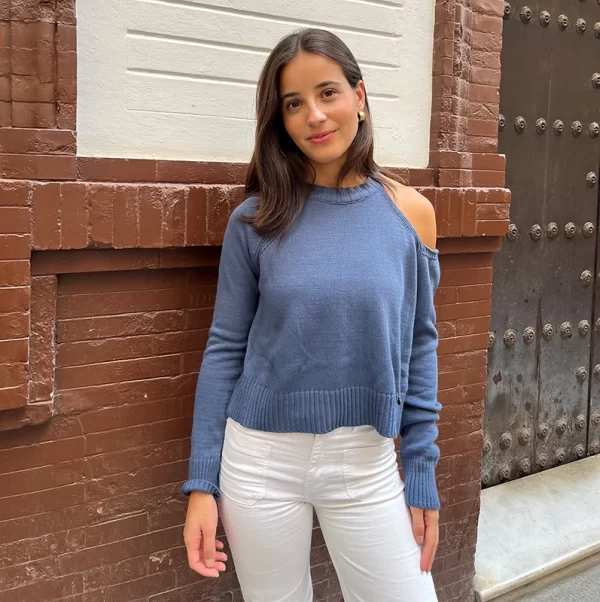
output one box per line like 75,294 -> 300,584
127,2 -> 401,67
77,0 -> 435,167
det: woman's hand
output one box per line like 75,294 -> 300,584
409,506 -> 439,572
184,491 -> 228,578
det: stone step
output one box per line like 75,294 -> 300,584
473,455 -> 600,601
496,552 -> 600,602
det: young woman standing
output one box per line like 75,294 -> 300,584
182,28 -> 441,602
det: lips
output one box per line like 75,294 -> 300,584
308,130 -> 336,144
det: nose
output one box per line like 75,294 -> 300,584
306,103 -> 326,127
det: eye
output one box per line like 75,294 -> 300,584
285,99 -> 301,111
322,89 -> 337,99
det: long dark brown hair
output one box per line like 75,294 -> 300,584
242,28 -> 395,239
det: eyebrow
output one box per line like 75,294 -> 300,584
280,80 -> 342,101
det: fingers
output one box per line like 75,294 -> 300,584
203,530 -> 217,569
409,506 -> 439,572
409,506 -> 425,545
420,510 -> 440,573
421,523 -> 439,572
184,535 -> 227,578
184,531 -> 217,578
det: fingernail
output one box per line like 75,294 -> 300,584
206,560 -> 214,568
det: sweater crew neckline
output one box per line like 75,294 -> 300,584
308,177 -> 378,204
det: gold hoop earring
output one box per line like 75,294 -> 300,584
358,111 -> 366,123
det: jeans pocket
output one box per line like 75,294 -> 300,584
342,438 -> 401,502
220,419 -> 272,506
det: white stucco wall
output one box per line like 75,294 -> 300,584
76,0 -> 435,167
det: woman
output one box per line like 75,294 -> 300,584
182,28 -> 441,602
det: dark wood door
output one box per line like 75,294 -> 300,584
484,1 -> 600,488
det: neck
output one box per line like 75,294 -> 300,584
310,157 -> 365,188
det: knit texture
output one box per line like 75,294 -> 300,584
182,178 -> 442,509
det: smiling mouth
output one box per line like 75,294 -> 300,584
308,130 -> 336,142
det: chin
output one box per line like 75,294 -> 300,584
304,147 -> 346,166
308,155 -> 341,166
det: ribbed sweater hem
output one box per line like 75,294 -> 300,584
227,374 -> 401,436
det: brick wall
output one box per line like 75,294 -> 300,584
0,1 -> 509,601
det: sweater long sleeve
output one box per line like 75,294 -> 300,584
399,251 -> 442,509
181,203 -> 260,496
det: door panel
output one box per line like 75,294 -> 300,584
484,1 -> 600,487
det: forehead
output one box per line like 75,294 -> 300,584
279,52 -> 346,94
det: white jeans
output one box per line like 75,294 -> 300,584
218,418 -> 438,602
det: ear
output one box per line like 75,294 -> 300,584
355,80 -> 366,111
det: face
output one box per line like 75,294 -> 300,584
278,52 -> 365,172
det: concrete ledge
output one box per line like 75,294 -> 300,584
474,455 -> 600,601
488,551 -> 600,602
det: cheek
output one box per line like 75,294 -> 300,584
283,114 -> 304,142
332,102 -> 357,132
335,111 -> 358,142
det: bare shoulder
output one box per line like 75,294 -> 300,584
381,175 -> 437,250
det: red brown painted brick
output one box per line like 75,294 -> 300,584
0,173 -> 31,209
1,153 -> 76,179
0,311 -> 28,337
472,169 -> 505,187
155,159 -> 247,184
56,24 -> 76,53
55,102 -> 75,129
78,157 -> 158,183
29,274 -> 56,403
0,128 -> 76,155
186,186 -> 208,246
60,182 -> 89,249
31,248 -> 162,275
11,75 -> 55,103
113,185 -> 139,249
0,286 -> 29,312
32,181 -> 61,249
56,0 -> 76,25
139,185 -> 164,248
11,48 -> 54,82
0,206 -> 30,233
476,219 -> 509,237
0,50 -> 9,78
0,400 -> 52,431
0,233 -> 30,259
162,187 -> 187,248
11,101 -> 55,128
88,183 -> 115,248
0,383 -> 27,410
0,338 -> 28,365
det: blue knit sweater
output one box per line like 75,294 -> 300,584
182,178 -> 442,509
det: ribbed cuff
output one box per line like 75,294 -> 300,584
181,478 -> 220,498
401,456 -> 440,510
181,456 -> 221,498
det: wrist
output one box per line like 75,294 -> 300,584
190,490 -> 214,500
